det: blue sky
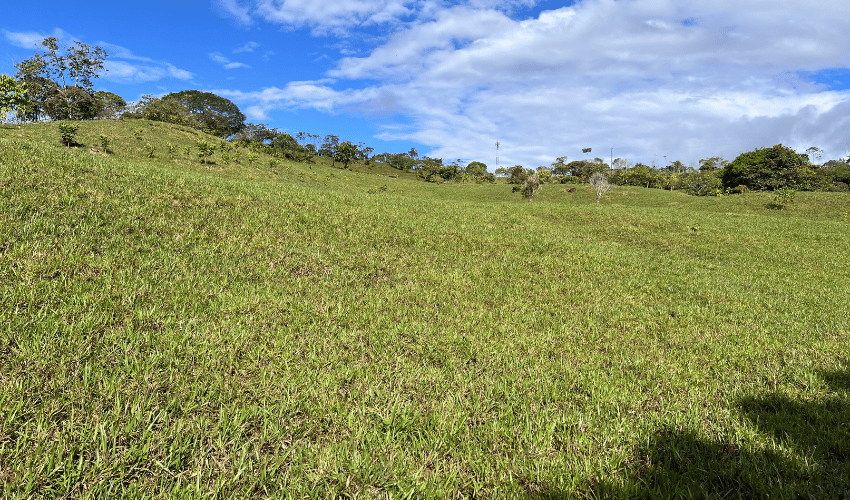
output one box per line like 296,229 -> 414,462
3,0 -> 850,168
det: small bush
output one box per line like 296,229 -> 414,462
166,142 -> 176,159
99,134 -> 110,153
196,140 -> 215,164
144,143 -> 155,158
247,151 -> 260,165
58,122 -> 79,147
771,187 -> 796,209
133,128 -> 144,141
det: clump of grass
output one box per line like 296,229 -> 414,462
144,143 -> 155,158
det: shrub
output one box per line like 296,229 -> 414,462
144,143 -> 154,158
196,139 -> 215,164
58,121 -> 79,147
98,134 -> 110,153
247,151 -> 259,165
683,171 -> 723,196
133,128 -> 143,141
166,142 -> 176,158
517,173 -> 541,202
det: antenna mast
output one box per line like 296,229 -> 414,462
496,141 -> 500,170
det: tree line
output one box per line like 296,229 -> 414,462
497,145 -> 849,202
3,37 -> 849,195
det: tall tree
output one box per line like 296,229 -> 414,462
14,37 -> 108,121
163,90 -> 246,138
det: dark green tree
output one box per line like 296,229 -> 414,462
162,90 -> 246,138
333,141 -> 358,169
699,157 -> 728,172
721,145 -> 810,191
506,165 -> 532,185
92,91 -> 126,119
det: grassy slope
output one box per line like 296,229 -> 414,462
1,121 -> 849,498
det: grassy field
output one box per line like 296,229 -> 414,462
1,120 -> 848,498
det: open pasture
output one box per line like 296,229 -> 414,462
1,121 -> 848,498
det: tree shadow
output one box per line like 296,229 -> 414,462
537,366 -> 850,499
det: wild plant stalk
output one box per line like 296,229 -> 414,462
590,171 -> 612,204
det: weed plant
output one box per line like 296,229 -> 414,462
0,120 -> 848,498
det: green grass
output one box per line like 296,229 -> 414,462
1,120 -> 849,498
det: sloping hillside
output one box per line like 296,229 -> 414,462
1,120 -> 849,498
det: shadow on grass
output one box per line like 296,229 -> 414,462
538,367 -> 850,499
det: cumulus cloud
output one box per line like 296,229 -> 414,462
217,0 -> 850,165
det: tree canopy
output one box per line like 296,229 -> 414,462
162,90 -> 246,139
14,37 -> 108,121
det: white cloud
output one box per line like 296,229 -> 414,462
104,61 -> 195,83
3,29 -> 195,84
2,28 -> 70,48
215,0 -> 254,26
209,52 -> 251,69
234,41 -> 261,53
217,0 -> 850,164
213,0 -> 420,34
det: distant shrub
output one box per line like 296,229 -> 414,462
58,121 -> 79,147
144,143 -> 155,158
166,142 -> 176,159
269,158 -> 280,169
773,187 -> 796,207
196,139 -> 215,164
247,151 -> 260,165
517,172 -> 541,202
133,128 -> 143,141
683,171 -> 723,196
183,145 -> 192,159
98,134 -> 110,153
728,185 -> 749,194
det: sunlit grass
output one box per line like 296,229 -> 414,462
1,120 -> 848,498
